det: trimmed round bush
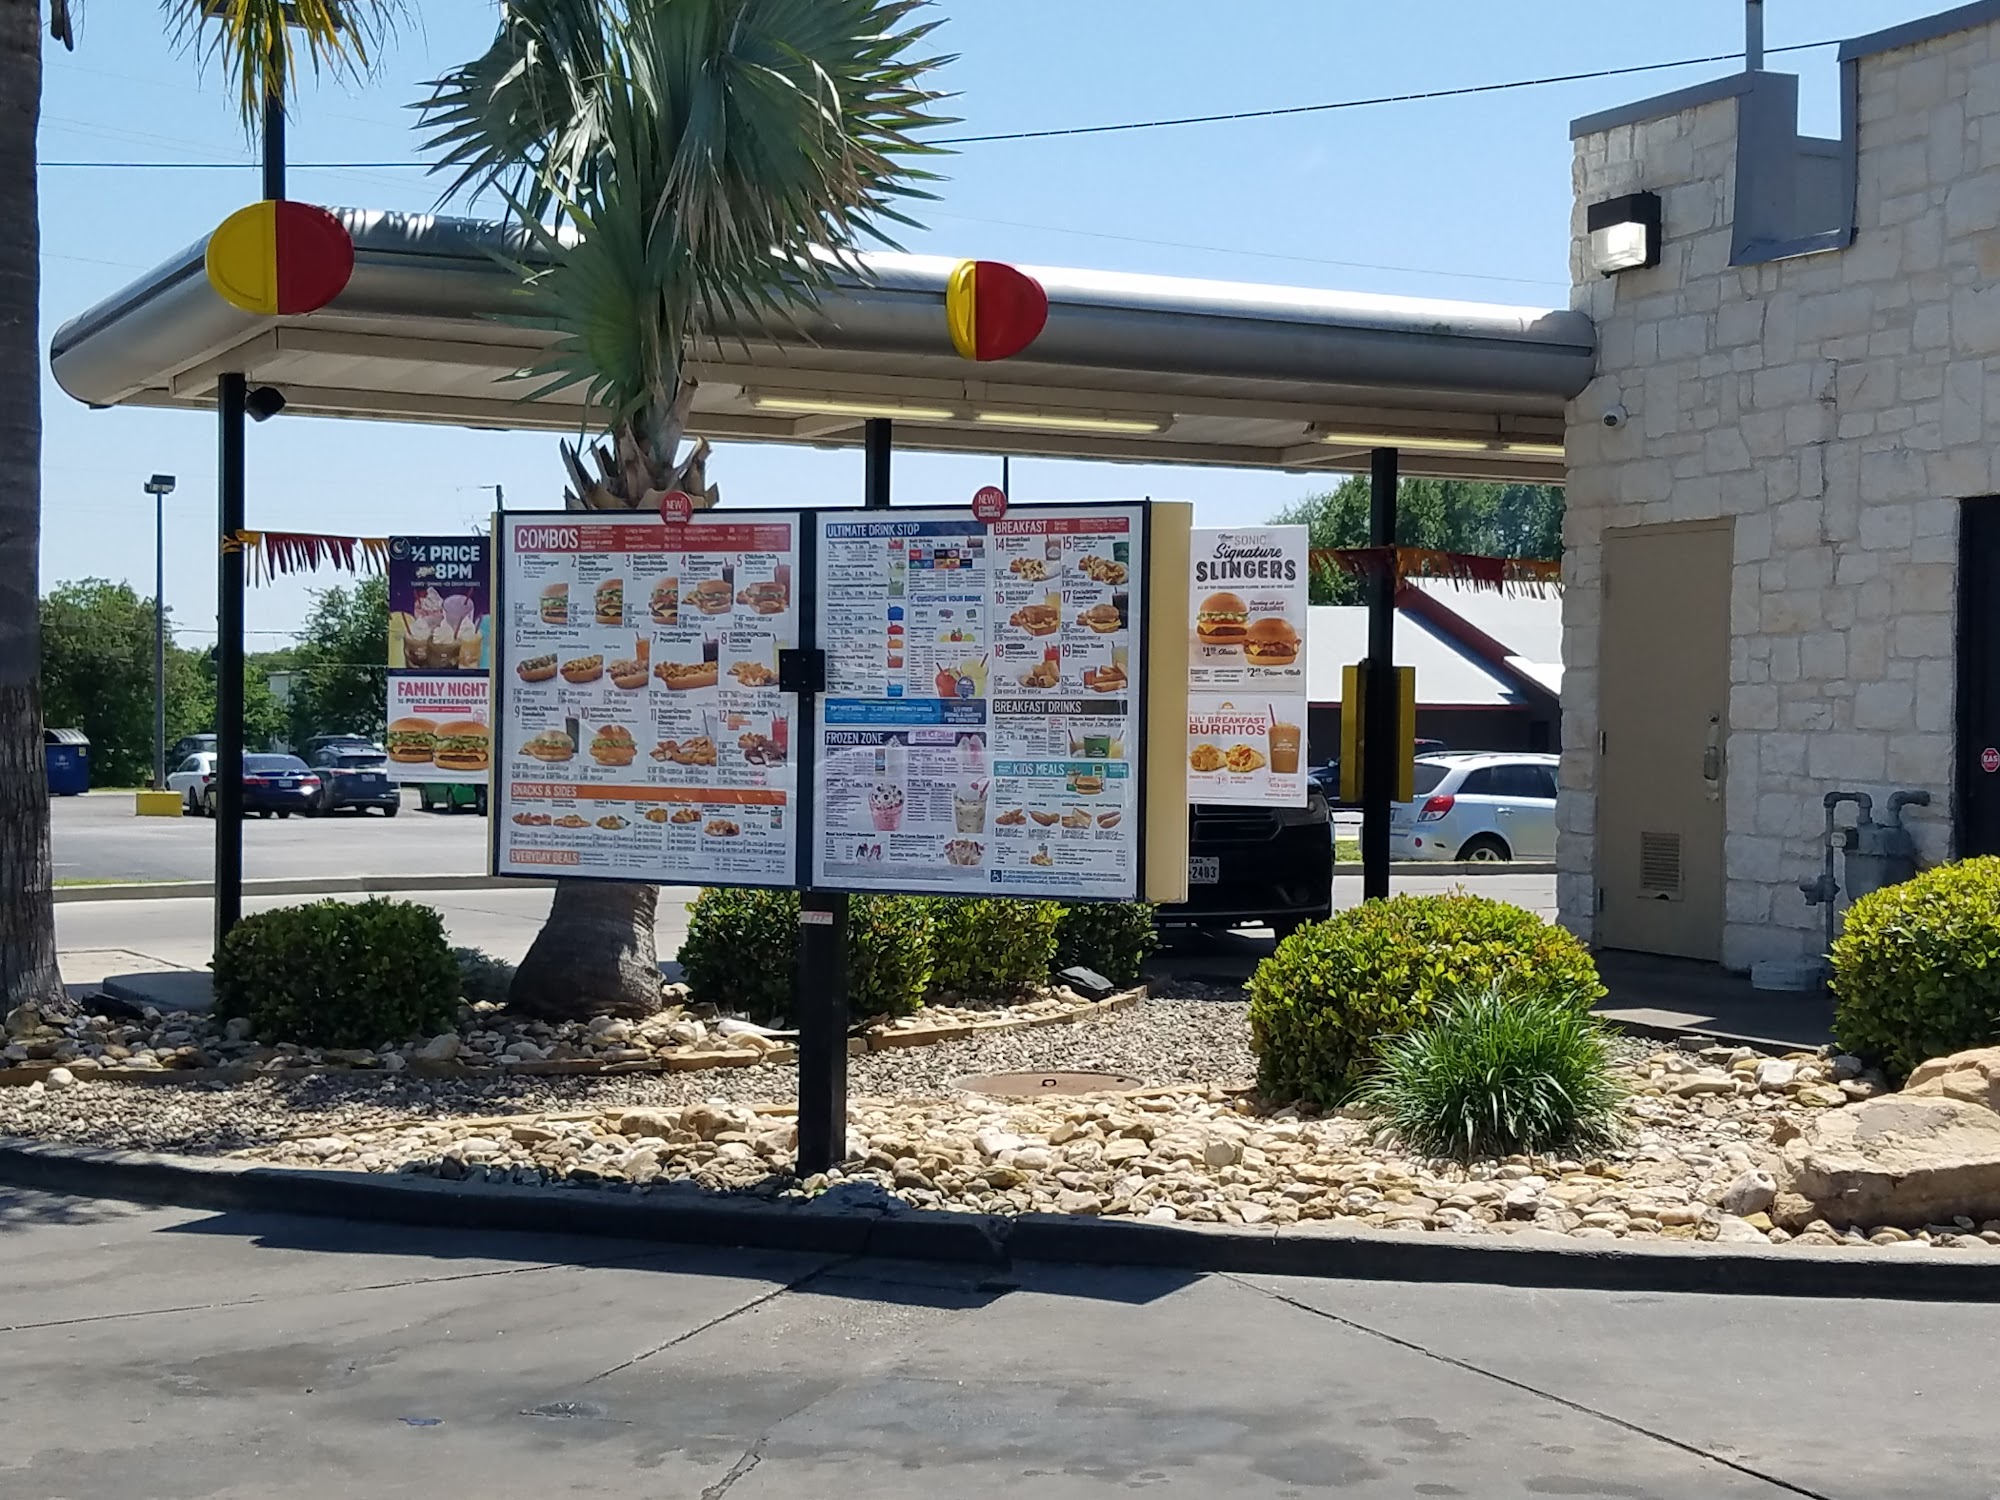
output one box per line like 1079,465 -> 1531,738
922,897 -> 1061,1002
1052,901 -> 1158,986
215,897 -> 459,1048
1832,856 -> 2000,1079
1247,893 -> 1604,1109
676,888 -> 932,1024
1355,979 -> 1624,1159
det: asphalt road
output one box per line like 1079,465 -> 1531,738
51,789 -> 491,884
2,1188 -> 1991,1498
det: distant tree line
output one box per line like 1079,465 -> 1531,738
1273,479 -> 1563,605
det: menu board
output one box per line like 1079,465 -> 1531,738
385,535 -> 493,784
1187,526 -> 1309,806
811,506 -> 1147,900
492,512 -> 799,885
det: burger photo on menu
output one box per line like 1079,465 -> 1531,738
649,577 -> 679,624
1076,601 -> 1122,634
516,652 -> 557,683
1243,616 -> 1300,667
1195,592 -> 1251,645
590,724 -> 638,766
522,727 -> 576,763
736,579 -> 787,614
594,577 -> 624,625
432,720 -> 490,774
539,583 -> 568,624
655,658 -> 719,691
386,717 -> 437,765
690,578 -> 732,615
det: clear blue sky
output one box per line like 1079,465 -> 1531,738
36,0 -> 1942,648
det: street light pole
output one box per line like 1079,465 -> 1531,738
144,473 -> 177,789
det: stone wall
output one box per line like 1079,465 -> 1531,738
1563,24 -> 1997,968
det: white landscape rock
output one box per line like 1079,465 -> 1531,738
1718,1169 -> 1778,1217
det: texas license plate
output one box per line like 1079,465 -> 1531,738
1188,856 -> 1220,885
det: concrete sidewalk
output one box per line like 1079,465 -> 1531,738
2,1188 -> 1993,1498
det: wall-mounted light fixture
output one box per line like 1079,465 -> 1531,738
1586,191 -> 1663,275
750,393 -> 956,422
974,409 -> 1167,435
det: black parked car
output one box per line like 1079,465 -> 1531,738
306,743 -> 401,816
210,754 -> 322,818
1158,791 -> 1335,939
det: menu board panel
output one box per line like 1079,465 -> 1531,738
385,535 -> 493,784
493,512 -> 800,885
810,506 -> 1147,900
1187,525 -> 1309,807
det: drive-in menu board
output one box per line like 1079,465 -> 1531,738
811,506 -> 1147,900
493,513 -> 799,885
1187,525 -> 1309,807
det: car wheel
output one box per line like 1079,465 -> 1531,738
277,810 -> 292,819
1456,834 -> 1511,863
203,790 -> 216,818
182,791 -> 198,816
259,809 -> 273,820
382,803 -> 400,818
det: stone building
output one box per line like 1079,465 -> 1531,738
1561,2 -> 2000,971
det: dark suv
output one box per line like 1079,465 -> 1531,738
1158,792 -> 1335,938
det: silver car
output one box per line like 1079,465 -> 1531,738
1389,752 -> 1558,862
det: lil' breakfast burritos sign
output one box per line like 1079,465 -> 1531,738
1187,526 -> 1308,807
385,535 -> 493,784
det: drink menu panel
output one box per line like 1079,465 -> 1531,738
493,512 -> 800,885
810,506 -> 1147,900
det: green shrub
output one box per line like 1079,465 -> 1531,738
1833,857 -> 2000,1079
214,898 -> 459,1048
1355,979 -> 1624,1159
923,897 -> 1061,1002
1053,902 -> 1159,986
1247,893 -> 1604,1108
676,888 -> 932,1024
453,946 -> 516,1008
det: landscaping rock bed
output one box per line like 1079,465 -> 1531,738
6,996 -> 1994,1254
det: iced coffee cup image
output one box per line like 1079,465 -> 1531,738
1269,716 -> 1302,775
868,781 -> 904,831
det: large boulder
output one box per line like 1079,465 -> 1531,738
1773,1093 -> 2000,1230
1903,1046 -> 2000,1113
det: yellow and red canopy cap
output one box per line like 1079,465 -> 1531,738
205,201 -> 355,317
946,259 -> 1049,362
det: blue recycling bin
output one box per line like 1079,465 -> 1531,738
44,728 -> 90,796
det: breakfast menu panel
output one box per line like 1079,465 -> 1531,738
811,506 -> 1146,900
493,512 -> 800,884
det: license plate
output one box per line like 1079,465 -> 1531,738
1189,856 -> 1220,885
358,775 -> 382,787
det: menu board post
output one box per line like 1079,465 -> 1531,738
794,890 -> 848,1175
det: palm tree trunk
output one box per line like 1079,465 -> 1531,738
0,0 -> 66,1018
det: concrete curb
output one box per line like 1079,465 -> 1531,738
5,1137 -> 1995,1302
54,874 -> 554,904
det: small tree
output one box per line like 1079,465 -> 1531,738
285,576 -> 389,745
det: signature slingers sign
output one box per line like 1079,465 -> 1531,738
1187,527 -> 1310,807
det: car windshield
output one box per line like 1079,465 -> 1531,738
246,755 -> 308,772
1411,763 -> 1452,796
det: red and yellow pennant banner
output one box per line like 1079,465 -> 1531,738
222,530 -> 389,586
1311,547 -> 1563,597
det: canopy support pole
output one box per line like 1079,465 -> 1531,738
1362,447 -> 1399,902
214,373 -> 247,946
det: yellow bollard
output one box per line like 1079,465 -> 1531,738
134,790 -> 183,817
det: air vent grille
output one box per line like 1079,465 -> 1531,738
1639,831 -> 1683,897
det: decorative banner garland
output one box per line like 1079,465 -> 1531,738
1310,546 -> 1562,597
222,530 -> 390,585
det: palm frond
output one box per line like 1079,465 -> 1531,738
420,0 -> 954,467
161,0 -> 405,131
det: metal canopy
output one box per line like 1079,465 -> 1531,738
51,209 -> 1590,481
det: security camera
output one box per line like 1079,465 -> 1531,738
1601,403 -> 1629,430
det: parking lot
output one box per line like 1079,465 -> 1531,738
51,790 -> 491,885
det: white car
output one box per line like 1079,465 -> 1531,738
165,752 -> 217,815
1389,752 -> 1558,862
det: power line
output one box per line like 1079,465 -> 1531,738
39,37 -> 1837,171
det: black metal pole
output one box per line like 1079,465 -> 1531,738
216,374 -> 248,945
153,491 -> 166,790
794,890 -> 850,1175
1362,447 -> 1399,902
863,418 -> 892,509
261,52 -> 285,200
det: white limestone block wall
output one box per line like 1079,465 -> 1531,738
1562,24 -> 1993,969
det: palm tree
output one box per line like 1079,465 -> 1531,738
422,0 -> 949,1020
0,1 -> 399,1018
